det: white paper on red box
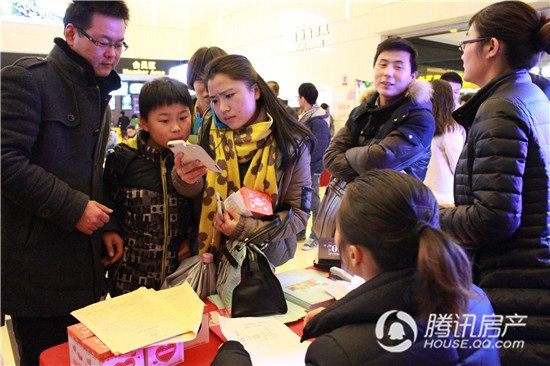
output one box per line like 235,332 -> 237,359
71,283 -> 204,355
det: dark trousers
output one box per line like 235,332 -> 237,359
11,315 -> 78,366
309,172 -> 321,240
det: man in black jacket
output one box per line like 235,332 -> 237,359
1,2 -> 129,364
117,110 -> 131,134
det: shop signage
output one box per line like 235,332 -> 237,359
116,58 -> 186,77
122,60 -> 166,76
295,23 -> 329,51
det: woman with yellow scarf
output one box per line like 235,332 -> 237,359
172,54 -> 313,267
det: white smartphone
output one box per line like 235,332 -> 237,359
216,192 -> 225,219
168,139 -> 222,173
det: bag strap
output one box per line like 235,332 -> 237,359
222,245 -> 239,268
244,205 -> 294,247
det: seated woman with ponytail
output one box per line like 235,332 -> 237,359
212,169 -> 500,366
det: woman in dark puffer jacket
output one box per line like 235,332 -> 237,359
439,2 -> 550,365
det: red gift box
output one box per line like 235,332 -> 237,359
67,323 -> 184,366
224,187 -> 273,217
240,187 -> 273,217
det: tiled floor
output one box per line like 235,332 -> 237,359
0,189 -> 323,365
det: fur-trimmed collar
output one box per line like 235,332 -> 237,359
358,80 -> 433,106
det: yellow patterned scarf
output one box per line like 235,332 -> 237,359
197,115 -> 278,254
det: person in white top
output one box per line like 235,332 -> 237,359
424,79 -> 466,205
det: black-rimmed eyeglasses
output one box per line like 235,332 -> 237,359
76,26 -> 128,52
458,37 -> 491,52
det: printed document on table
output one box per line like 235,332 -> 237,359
157,284 -> 205,335
71,284 -> 203,354
220,316 -> 311,365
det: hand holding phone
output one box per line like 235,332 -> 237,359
168,140 -> 222,173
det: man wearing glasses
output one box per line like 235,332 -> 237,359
1,2 -> 129,365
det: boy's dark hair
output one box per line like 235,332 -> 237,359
63,1 -> 130,28
440,71 -> 463,86
187,47 -> 227,90
373,36 -> 418,73
298,82 -> 319,105
139,77 -> 193,120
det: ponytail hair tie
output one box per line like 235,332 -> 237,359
414,222 -> 430,238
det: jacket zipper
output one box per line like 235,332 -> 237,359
160,157 -> 169,284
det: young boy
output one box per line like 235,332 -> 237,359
102,77 -> 197,296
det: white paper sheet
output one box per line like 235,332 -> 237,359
220,316 -> 310,366
324,275 -> 365,300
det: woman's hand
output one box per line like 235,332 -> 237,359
303,307 -> 325,327
174,152 -> 208,185
214,207 -> 240,237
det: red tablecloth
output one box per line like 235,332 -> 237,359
39,300 -> 304,366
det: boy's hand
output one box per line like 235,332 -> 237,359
174,153 -> 208,185
214,207 -> 240,237
177,239 -> 192,262
102,231 -> 124,266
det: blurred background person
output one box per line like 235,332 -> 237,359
424,79 -> 466,205
117,110 -> 130,134
440,71 -> 463,109
186,46 -> 227,137
267,80 -> 298,119
296,82 -> 331,249
320,102 -> 335,137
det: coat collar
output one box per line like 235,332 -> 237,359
452,70 -> 529,130
361,80 -> 433,109
352,80 -> 432,121
50,37 -> 121,96
122,132 -> 170,163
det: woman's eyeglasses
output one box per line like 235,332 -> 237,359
458,37 -> 491,52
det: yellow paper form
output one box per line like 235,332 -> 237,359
71,283 -> 204,354
155,284 -> 206,343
